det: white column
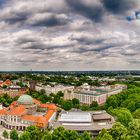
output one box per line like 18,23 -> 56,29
16,116 -> 17,123
10,116 -> 12,123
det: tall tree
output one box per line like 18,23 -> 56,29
10,129 -> 18,140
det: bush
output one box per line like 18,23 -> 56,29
3,130 -> 9,139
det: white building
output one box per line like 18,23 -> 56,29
54,111 -> 114,137
35,84 -> 74,95
64,84 -> 127,105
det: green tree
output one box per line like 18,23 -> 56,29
97,133 -> 113,140
72,98 -> 80,106
41,131 -> 52,140
62,100 -> 73,110
2,85 -> 7,89
116,109 -> 133,126
68,130 -> 79,140
90,101 -> 98,108
127,101 -> 136,112
19,131 -> 31,140
97,128 -> 113,140
3,130 -> 9,139
128,119 -> 140,137
10,129 -> 18,140
133,109 -> 140,119
52,95 -> 60,104
40,89 -> 46,94
41,134 -> 52,140
80,131 -> 92,140
109,122 -> 128,140
105,96 -> 119,109
52,127 -> 68,139
80,105 -> 90,111
25,126 -> 41,140
57,91 -> 64,97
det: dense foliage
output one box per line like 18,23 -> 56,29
8,126 -> 92,140
97,82 -> 140,139
10,129 -> 19,140
0,93 -> 19,107
97,120 -> 140,140
105,83 -> 140,118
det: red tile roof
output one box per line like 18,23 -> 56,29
8,105 -> 26,116
4,79 -> 11,85
0,108 -> 7,115
40,104 -> 57,110
45,109 -> 56,122
0,97 -> 57,128
22,115 -> 47,127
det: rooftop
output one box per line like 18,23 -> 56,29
54,111 -> 114,131
8,105 -> 26,116
76,87 -> 124,96
93,113 -> 112,121
17,94 -> 33,105
59,112 -> 92,123
0,95 -> 57,128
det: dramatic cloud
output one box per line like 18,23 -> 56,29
28,13 -> 70,27
0,0 -> 140,71
66,0 -> 104,22
102,0 -> 139,14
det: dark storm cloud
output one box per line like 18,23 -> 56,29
31,15 -> 69,27
4,13 -> 28,24
66,0 -> 139,23
66,0 -> 104,22
101,0 -> 137,14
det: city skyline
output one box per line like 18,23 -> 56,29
0,0 -> 140,71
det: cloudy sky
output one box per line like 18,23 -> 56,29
0,0 -> 140,71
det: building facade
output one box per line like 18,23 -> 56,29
0,95 -> 57,131
35,84 -> 74,95
0,87 -> 28,98
64,84 -> 127,105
